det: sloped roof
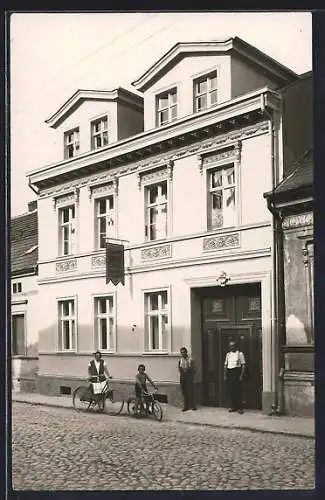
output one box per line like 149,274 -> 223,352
132,37 -> 297,92
11,210 -> 38,275
273,149 -> 313,195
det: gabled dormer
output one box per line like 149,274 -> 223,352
132,37 -> 297,131
45,87 -> 144,160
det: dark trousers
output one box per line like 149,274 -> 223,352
180,373 -> 195,410
226,367 -> 243,410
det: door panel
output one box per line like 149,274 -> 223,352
12,314 -> 25,356
202,284 -> 262,410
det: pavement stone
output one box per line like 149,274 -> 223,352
11,402 -> 315,491
11,391 -> 315,438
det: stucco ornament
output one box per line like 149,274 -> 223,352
216,270 -> 230,287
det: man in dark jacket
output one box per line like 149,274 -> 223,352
178,347 -> 197,412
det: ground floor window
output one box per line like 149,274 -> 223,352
12,314 -> 25,355
58,299 -> 76,351
94,295 -> 115,351
144,290 -> 169,351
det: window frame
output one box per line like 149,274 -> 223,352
155,86 -> 178,127
144,179 -> 169,242
94,194 -> 116,250
11,312 -> 26,356
63,127 -> 80,159
57,203 -> 77,257
12,281 -> 22,294
57,296 -> 77,352
193,69 -> 218,113
143,287 -> 171,353
90,115 -> 109,150
93,293 -> 116,353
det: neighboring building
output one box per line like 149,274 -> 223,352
11,201 -> 39,392
27,37 -> 301,412
264,73 -> 313,417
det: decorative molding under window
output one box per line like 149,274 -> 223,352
53,188 -> 79,210
141,244 -> 172,260
282,212 -> 313,230
91,255 -> 106,268
203,232 -> 240,252
56,259 -> 78,273
138,161 -> 174,190
88,177 -> 118,200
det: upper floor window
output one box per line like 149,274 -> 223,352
94,296 -> 114,351
194,71 -> 218,112
145,290 -> 169,351
95,196 -> 115,249
145,181 -> 168,241
91,116 -> 108,150
12,282 -> 22,294
58,205 -> 76,256
156,88 -> 177,126
58,299 -> 76,351
207,164 -> 236,229
64,128 -> 80,159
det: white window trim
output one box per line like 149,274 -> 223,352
142,177 -> 173,242
56,295 -> 78,353
57,202 -> 78,257
142,286 -> 171,353
191,66 -> 219,113
203,153 -> 241,231
155,85 -> 178,127
63,126 -> 80,159
90,114 -> 109,150
12,281 -> 23,294
11,312 -> 27,357
92,292 -> 117,353
93,194 -> 117,250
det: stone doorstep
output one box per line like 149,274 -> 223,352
11,393 -> 314,439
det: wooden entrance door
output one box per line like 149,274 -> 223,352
202,283 -> 262,410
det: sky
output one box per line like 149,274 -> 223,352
10,11 -> 312,216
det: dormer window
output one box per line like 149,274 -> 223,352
91,116 -> 108,150
194,71 -> 218,112
64,128 -> 80,159
156,88 -> 177,126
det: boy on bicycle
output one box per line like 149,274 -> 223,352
135,364 -> 158,414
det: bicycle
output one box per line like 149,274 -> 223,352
72,376 -> 124,415
127,388 -> 163,421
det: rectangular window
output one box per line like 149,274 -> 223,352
64,128 -> 80,159
156,88 -> 177,126
58,299 -> 76,351
12,282 -> 22,294
91,116 -> 108,150
145,290 -> 168,351
304,241 -> 314,343
194,71 -> 218,112
12,314 -> 25,356
145,181 -> 168,241
58,205 -> 76,256
94,296 -> 114,351
95,196 -> 115,249
207,164 -> 236,229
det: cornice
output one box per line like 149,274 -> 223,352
38,120 -> 268,199
28,87 -> 278,189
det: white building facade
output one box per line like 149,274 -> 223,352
27,38 -> 298,411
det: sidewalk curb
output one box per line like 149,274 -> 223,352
13,398 -> 314,439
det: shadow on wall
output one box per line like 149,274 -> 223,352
27,342 -> 38,358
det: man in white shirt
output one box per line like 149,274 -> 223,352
224,341 -> 246,414
88,351 -> 110,383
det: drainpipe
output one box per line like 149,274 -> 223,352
260,93 -> 281,415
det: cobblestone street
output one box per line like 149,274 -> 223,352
12,403 -> 315,491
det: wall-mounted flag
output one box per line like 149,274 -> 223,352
106,242 -> 125,286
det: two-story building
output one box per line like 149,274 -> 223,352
27,37 -> 300,412
11,201 -> 39,392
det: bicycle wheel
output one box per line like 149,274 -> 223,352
104,388 -> 124,415
128,398 -> 137,415
73,386 -> 92,411
152,401 -> 163,421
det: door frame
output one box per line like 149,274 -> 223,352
186,270 -> 274,408
11,312 -> 27,357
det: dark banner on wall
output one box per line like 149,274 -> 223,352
106,242 -> 125,286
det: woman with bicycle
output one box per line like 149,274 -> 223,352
135,364 -> 158,414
